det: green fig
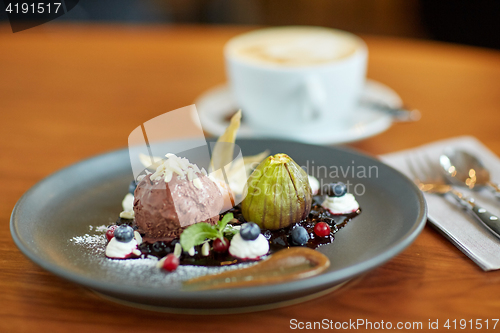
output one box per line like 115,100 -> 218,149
242,153 -> 312,230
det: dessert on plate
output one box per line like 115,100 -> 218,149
87,111 -> 361,287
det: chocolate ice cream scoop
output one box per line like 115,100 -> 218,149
134,172 -> 223,241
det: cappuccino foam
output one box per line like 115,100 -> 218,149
226,27 -> 361,67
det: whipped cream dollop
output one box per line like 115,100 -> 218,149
321,193 -> 359,215
105,237 -> 141,259
308,175 -> 320,195
229,233 -> 269,259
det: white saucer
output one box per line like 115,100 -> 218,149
193,79 -> 401,145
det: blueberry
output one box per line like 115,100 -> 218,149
262,229 -> 273,240
240,222 -> 261,241
329,182 -> 347,197
139,243 -> 151,254
290,226 -> 309,246
273,237 -> 287,247
114,224 -> 134,243
152,242 -> 163,253
128,180 -> 137,194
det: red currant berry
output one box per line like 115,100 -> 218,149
314,222 -> 331,237
106,225 -> 119,242
213,238 -> 229,253
162,254 -> 180,272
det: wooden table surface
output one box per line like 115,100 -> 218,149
1,24 -> 500,332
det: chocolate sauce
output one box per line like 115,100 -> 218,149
128,195 -> 361,267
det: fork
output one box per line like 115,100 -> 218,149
406,153 -> 500,239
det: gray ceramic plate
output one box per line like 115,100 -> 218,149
11,139 -> 426,312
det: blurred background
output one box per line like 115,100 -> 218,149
1,0 -> 499,49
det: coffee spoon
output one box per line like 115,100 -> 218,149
439,149 -> 500,196
360,100 -> 421,122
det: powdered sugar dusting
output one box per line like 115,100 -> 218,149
70,225 -> 108,256
71,234 -> 106,246
68,224 -> 255,289
99,256 -> 254,289
95,225 -> 108,233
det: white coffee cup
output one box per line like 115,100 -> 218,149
224,26 -> 367,137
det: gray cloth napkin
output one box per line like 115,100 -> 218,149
380,136 -> 500,271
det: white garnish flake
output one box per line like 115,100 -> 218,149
146,153 -> 205,187
122,193 -> 134,212
134,231 -> 142,245
193,177 -> 203,189
157,256 -> 167,268
201,242 -> 210,256
174,243 -> 182,257
119,211 -> 135,219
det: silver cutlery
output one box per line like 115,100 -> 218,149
406,153 -> 500,239
360,100 -> 421,122
439,149 -> 500,197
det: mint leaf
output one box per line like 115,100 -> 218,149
217,213 -> 233,233
179,213 -> 235,251
180,223 -> 218,252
